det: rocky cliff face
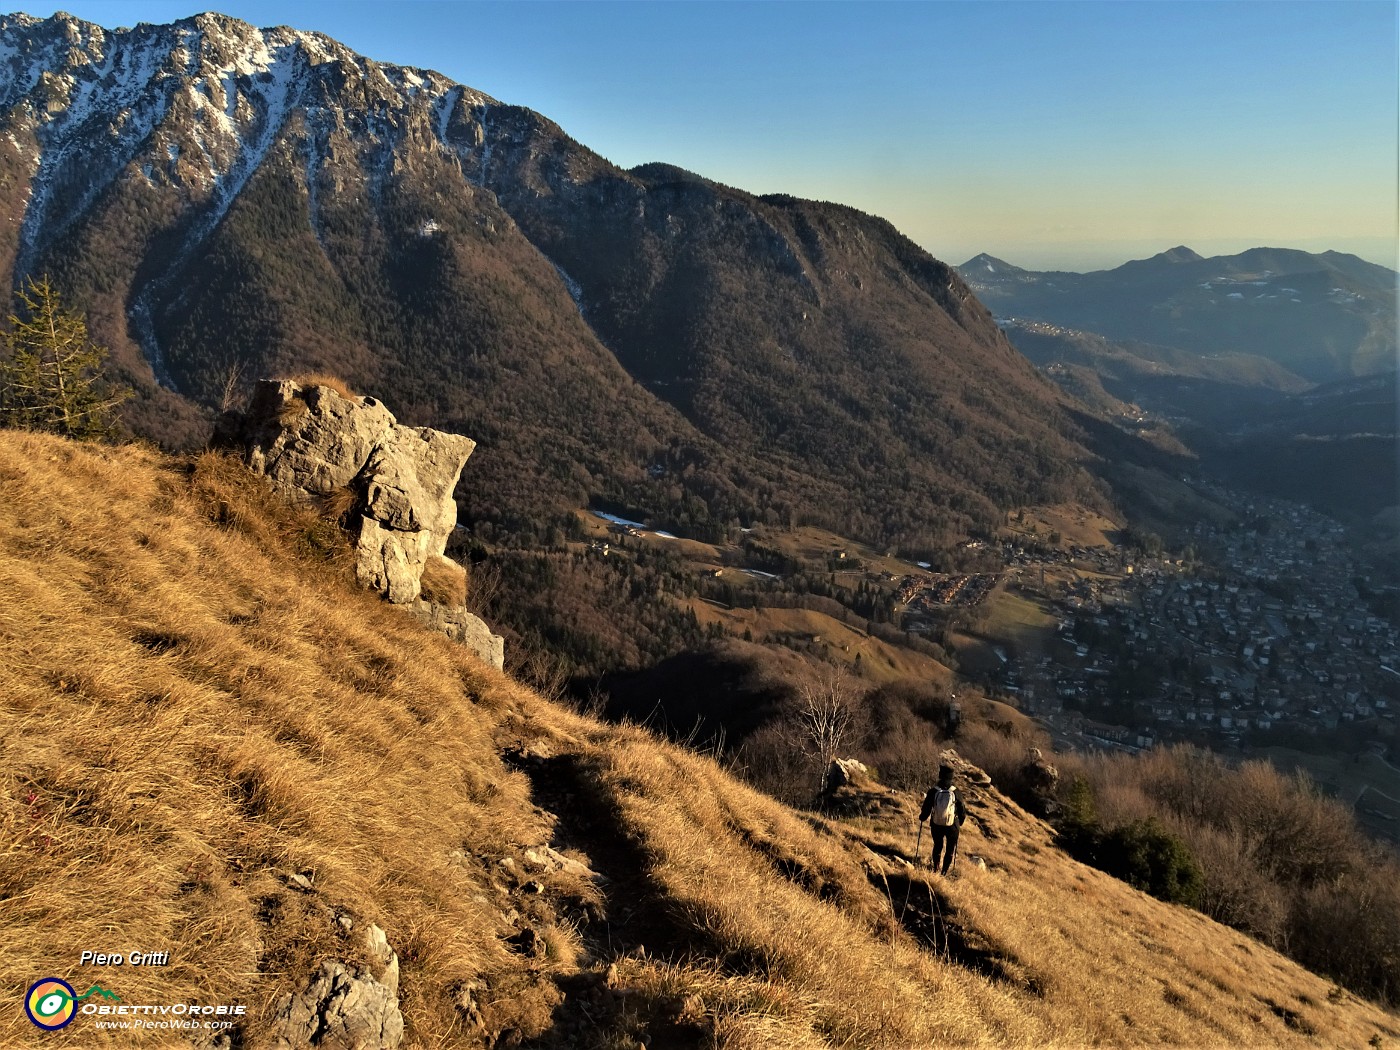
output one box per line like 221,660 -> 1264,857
219,378 -> 503,668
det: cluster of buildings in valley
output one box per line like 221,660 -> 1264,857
898,572 -> 997,616
989,491 -> 1399,758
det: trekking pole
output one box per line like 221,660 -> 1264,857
915,820 -> 923,868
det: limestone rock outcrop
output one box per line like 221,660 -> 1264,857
825,757 -> 869,791
1021,747 -> 1061,817
409,597 -> 506,670
270,923 -> 404,1049
218,379 -> 504,668
240,382 -> 400,498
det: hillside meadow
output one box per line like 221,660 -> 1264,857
1,430 -> 1397,1048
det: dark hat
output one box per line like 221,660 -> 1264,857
937,765 -> 954,787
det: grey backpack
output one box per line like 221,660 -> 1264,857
929,787 -> 957,826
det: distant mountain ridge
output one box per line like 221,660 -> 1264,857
1000,318 -> 1315,428
958,246 -> 1398,383
972,248 -> 1400,520
0,10 -> 1115,549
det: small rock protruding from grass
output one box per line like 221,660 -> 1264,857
270,923 -> 403,1049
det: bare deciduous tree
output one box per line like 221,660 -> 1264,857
794,670 -> 863,794
218,358 -> 246,413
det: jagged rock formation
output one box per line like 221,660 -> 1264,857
218,378 -> 504,668
271,924 -> 403,1050
1020,747 -> 1061,818
230,378 -> 470,603
939,748 -> 994,787
824,757 -> 869,791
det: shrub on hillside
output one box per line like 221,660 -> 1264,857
1054,777 -> 1203,907
1180,823 -> 1290,944
861,720 -> 943,792
1055,775 -> 1102,860
287,372 -> 359,401
1061,743 -> 1400,1006
858,682 -> 952,790
737,721 -> 816,806
1098,818 -> 1204,907
420,554 -> 469,606
1219,759 -> 1358,886
1290,869 -> 1400,1006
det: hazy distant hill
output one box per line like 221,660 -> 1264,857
1197,371 -> 1399,518
959,247 -> 1398,383
0,10 -> 1119,550
1002,318 -> 1313,421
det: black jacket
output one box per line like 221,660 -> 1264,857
919,785 -> 967,828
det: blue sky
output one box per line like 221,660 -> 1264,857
17,1 -> 1399,271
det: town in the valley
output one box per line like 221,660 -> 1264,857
893,479 -> 1400,842
582,470 -> 1400,842
982,488 -> 1397,754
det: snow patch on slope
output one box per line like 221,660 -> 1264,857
433,85 -> 462,143
550,260 -> 585,314
302,107 -> 330,251
476,103 -> 492,186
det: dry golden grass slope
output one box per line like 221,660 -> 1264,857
1,430 -> 1397,1049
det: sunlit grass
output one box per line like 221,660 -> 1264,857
1,430 -> 1396,1048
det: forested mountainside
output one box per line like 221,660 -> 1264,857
1193,371 -> 1400,519
0,10 -> 1128,552
958,247 -> 1398,384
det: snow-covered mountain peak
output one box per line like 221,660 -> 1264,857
0,11 -> 489,204
0,9 -> 515,376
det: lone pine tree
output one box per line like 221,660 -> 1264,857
0,277 -> 130,440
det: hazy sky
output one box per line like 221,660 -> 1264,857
19,1 -> 1400,272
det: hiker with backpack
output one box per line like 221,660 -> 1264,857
918,765 -> 967,875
